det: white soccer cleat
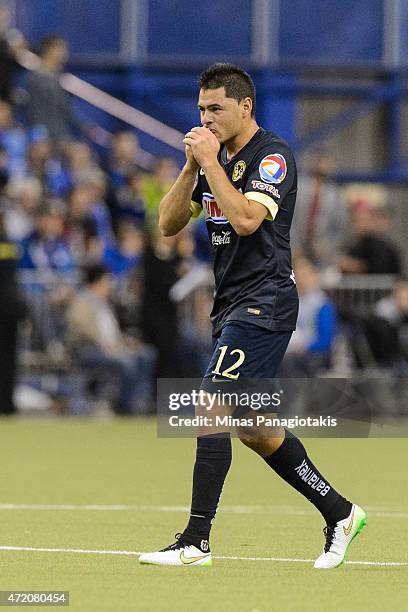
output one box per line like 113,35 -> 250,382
314,503 -> 367,569
139,533 -> 212,567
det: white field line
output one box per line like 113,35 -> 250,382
0,503 -> 408,519
0,545 -> 406,567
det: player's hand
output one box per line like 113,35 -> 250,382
183,127 -> 220,169
184,143 -> 200,173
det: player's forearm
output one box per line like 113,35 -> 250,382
158,165 -> 196,236
203,161 -> 255,235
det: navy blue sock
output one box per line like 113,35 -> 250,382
183,434 -> 232,544
264,430 -> 351,526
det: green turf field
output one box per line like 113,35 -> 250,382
0,417 -> 407,611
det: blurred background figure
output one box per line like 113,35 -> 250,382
140,231 -> 181,378
19,201 -> 75,273
111,170 -> 146,226
26,35 -> 76,145
18,200 -> 76,352
282,257 -> 337,376
107,131 -> 143,190
67,174 -> 113,264
4,175 -> 42,241
103,219 -> 144,281
0,206 -> 25,414
0,100 -> 27,176
0,1 -> 25,103
351,279 -> 408,371
64,140 -> 98,188
292,149 -> 346,269
66,264 -> 156,415
142,156 -> 179,233
339,200 -> 401,275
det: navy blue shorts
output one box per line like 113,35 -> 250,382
201,321 -> 291,395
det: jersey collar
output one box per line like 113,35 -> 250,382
220,127 -> 265,165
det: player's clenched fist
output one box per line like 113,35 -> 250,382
183,126 -> 220,170
184,141 -> 200,173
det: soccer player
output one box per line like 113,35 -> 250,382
139,64 -> 366,569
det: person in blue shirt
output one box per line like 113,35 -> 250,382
102,220 -> 144,280
18,201 -> 77,350
283,256 -> 336,375
0,100 -> 27,177
19,202 -> 76,273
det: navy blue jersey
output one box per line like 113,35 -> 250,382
191,127 -> 299,336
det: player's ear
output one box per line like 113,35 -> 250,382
242,97 -> 252,118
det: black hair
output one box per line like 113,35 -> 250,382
83,264 -> 110,286
199,63 -> 256,116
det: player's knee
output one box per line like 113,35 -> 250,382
238,434 -> 254,448
238,434 -> 265,454
238,431 -> 284,456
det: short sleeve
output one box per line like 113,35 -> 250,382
190,175 -> 203,218
243,144 -> 296,220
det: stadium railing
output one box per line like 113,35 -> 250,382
321,273 -> 396,316
17,270 -> 397,369
17,48 -> 184,161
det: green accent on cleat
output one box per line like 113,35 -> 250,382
340,511 -> 367,567
201,557 -> 213,567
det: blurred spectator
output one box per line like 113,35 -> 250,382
283,257 -> 336,375
19,201 -> 76,273
0,206 -> 26,414
376,279 -> 408,325
0,100 -> 27,176
292,149 -> 346,268
140,231 -> 181,377
18,201 -> 76,351
340,202 -> 402,275
66,264 -> 156,414
113,170 -> 146,225
26,134 -> 50,180
0,2 -> 25,102
105,131 -> 145,225
103,219 -> 144,280
142,156 -> 178,232
67,175 -> 113,263
4,175 -> 42,241
108,131 -> 143,190
64,140 -> 98,186
26,133 -> 70,197
361,279 -> 408,368
85,171 -> 114,248
68,182 -> 101,263
26,35 -> 77,144
139,227 -> 205,377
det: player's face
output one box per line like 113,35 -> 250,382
198,88 -> 244,144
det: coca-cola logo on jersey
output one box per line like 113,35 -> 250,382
212,230 -> 231,246
202,192 -> 228,225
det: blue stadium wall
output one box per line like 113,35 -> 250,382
12,0 -> 406,161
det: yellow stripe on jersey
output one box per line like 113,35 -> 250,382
0,242 -> 18,259
190,200 -> 202,218
244,191 -> 279,221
